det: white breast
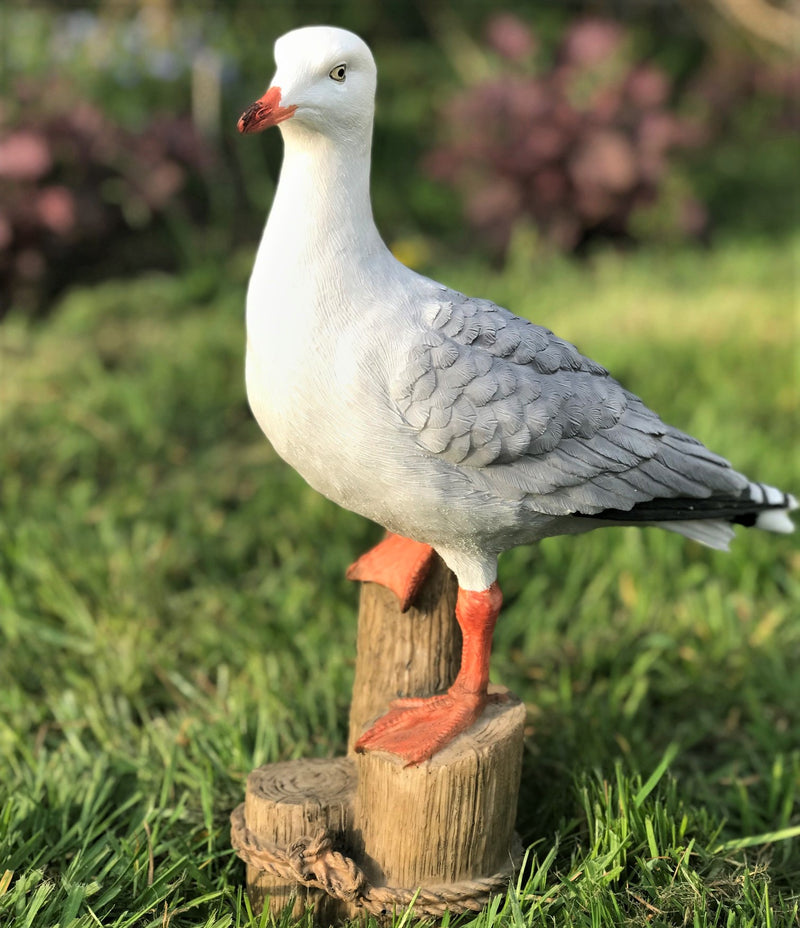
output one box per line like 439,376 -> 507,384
245,255 -> 399,510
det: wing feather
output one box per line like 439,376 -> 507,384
393,290 -> 746,516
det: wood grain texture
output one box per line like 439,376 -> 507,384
245,757 -> 356,920
347,556 -> 460,753
352,691 -> 525,890
241,559 -> 525,921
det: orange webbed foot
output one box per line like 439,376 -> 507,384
354,686 -> 488,766
346,532 -> 435,611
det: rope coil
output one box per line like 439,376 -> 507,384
230,804 -> 518,917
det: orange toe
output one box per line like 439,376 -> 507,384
346,532 -> 435,611
354,687 -> 487,766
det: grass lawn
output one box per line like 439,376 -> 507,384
0,235 -> 798,926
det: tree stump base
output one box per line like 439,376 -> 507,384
232,692 -> 525,922
231,557 -> 527,923
353,688 -> 525,891
238,757 -> 358,923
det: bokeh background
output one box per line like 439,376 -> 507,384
1,0 -> 797,315
1,2 -> 798,926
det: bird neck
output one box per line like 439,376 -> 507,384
262,125 -> 386,267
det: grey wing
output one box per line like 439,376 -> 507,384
391,292 -> 747,517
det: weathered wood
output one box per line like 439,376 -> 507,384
244,757 -> 356,921
352,690 -> 525,890
240,556 -> 525,922
347,555 -> 460,752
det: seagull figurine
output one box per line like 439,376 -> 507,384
238,26 -> 796,766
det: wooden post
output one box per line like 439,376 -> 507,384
243,758 -> 357,922
353,690 -> 525,890
235,553 -> 525,922
347,556 -> 460,752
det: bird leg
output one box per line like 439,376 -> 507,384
354,582 -> 503,765
346,532 -> 435,612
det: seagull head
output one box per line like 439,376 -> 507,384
237,26 -> 377,145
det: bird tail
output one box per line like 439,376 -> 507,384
591,480 -> 797,551
743,482 -> 798,533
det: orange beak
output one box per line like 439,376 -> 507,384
237,86 -> 297,133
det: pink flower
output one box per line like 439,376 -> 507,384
561,19 -> 624,68
570,130 -> 637,195
0,132 -> 52,181
36,186 -> 76,234
626,65 -> 669,109
486,14 -> 537,62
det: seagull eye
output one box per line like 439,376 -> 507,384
329,63 -> 347,82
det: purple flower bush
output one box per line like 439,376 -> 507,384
424,15 -> 707,254
0,82 -> 213,316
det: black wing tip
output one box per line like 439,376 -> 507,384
580,488 -> 795,525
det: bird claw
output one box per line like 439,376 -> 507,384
354,689 -> 487,766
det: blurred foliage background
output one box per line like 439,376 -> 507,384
0,0 -> 797,316
1,4 -> 798,923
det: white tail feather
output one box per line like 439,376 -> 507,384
748,482 -> 797,534
657,519 -> 735,550
755,505 -> 797,533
